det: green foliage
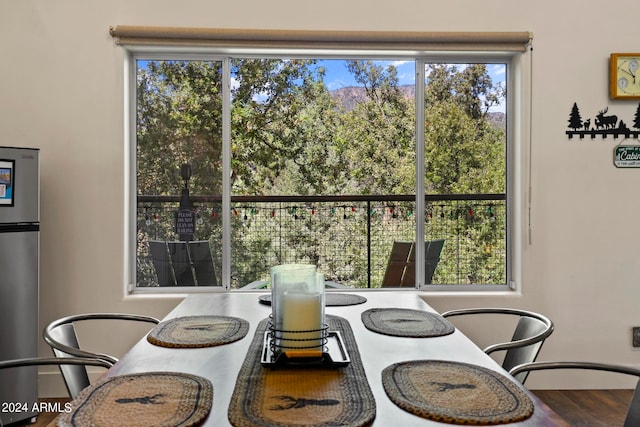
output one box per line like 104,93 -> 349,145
231,59 -> 330,194
335,61 -> 415,195
135,57 -> 508,287
137,60 -> 223,195
425,101 -> 505,194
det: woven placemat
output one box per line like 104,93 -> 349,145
228,315 -> 376,427
382,360 -> 534,425
361,308 -> 455,337
57,371 -> 213,427
147,315 -> 249,348
258,293 -> 367,307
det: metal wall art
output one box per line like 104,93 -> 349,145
566,102 -> 640,139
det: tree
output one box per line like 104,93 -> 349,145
423,64 -> 506,284
137,60 -> 223,197
424,101 -> 504,194
335,60 -> 415,195
230,59 -> 324,195
135,56 -> 509,287
425,64 -> 503,120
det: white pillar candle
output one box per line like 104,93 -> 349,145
280,290 -> 323,352
271,265 -> 316,346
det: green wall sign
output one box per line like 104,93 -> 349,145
614,146 -> 640,168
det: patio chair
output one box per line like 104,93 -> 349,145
381,239 -> 445,287
148,240 -> 175,286
402,239 -> 445,285
188,240 -> 217,286
381,241 -> 412,287
509,361 -> 640,427
149,240 -> 217,286
0,357 -> 112,400
441,308 -> 554,384
43,313 -> 159,398
168,241 -> 195,285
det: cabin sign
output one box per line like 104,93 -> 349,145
614,146 -> 640,168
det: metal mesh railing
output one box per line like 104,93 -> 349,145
136,194 -> 506,288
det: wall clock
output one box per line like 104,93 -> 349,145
610,53 -> 640,99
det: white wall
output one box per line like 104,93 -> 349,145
1,1 -> 639,395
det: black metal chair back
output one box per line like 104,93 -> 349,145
441,308 -> 554,384
43,313 -> 159,397
501,315 -> 551,383
0,356 -> 111,400
47,323 -> 94,398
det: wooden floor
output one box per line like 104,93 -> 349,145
7,390 -> 634,426
532,389 -> 633,426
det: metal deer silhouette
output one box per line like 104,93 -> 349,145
595,107 -> 618,130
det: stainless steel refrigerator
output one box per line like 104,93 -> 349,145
0,146 -> 39,426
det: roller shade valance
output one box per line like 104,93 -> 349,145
109,26 -> 532,52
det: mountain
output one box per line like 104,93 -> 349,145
330,85 -> 415,111
329,85 -> 506,129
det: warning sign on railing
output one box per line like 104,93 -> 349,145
175,209 -> 195,235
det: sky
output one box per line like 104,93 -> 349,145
314,59 -> 506,91
314,59 -> 507,112
314,59 -> 416,90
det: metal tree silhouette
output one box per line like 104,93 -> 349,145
568,102 -> 583,130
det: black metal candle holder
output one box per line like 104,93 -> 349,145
261,319 -> 350,368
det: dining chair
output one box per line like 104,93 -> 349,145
440,308 -> 554,384
0,356 -> 112,401
43,313 -> 159,398
241,279 -> 348,289
509,361 -> 640,427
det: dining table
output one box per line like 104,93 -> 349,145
93,291 -> 566,426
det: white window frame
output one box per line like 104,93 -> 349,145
119,31 -> 531,294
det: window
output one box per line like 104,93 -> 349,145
116,28 -> 530,292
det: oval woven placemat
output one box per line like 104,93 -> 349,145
361,308 -> 455,337
228,315 -> 376,427
147,315 -> 249,348
258,293 -> 367,307
382,360 -> 534,425
57,371 -> 213,427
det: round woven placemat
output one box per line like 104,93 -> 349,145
361,308 -> 455,337
57,371 -> 213,427
382,360 -> 534,425
228,315 -> 376,427
147,315 -> 249,348
258,293 -> 367,307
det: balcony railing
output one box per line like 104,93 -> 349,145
136,194 -> 506,289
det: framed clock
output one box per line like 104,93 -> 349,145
610,53 -> 640,99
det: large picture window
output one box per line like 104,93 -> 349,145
118,28 -> 529,292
